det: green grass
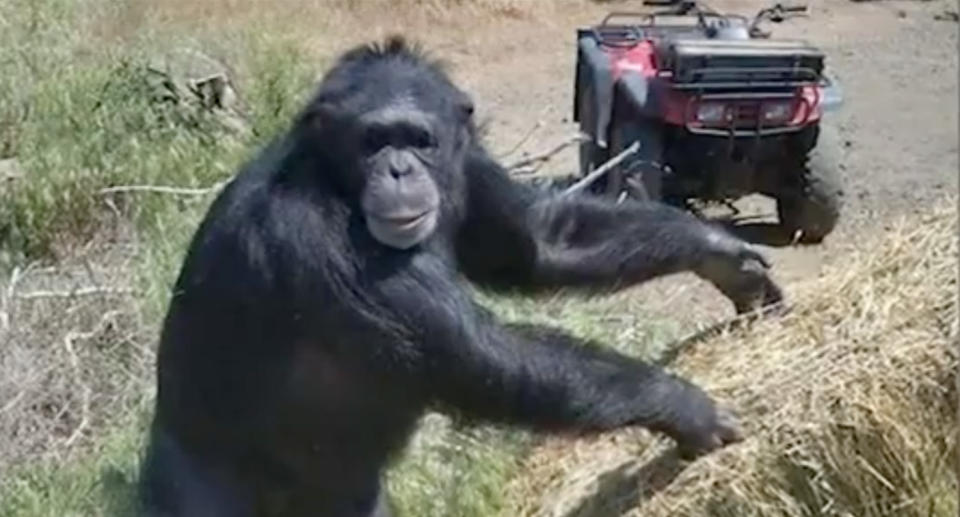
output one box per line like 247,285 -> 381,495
0,415 -> 148,517
0,0 -> 316,264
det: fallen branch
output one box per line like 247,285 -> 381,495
16,286 -> 135,300
560,141 -> 641,198
62,310 -> 122,448
99,181 -> 227,196
0,266 -> 24,332
497,105 -> 553,160
507,133 -> 588,173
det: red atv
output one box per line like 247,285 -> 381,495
574,0 -> 844,243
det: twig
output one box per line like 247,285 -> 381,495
497,105 -> 553,160
561,141 -> 641,198
62,310 -> 121,447
99,181 -> 226,196
0,266 -> 24,332
16,286 -> 135,300
0,391 -> 26,414
655,301 -> 792,366
507,133 -> 588,172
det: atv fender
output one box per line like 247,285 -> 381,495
617,72 -> 651,115
821,73 -> 844,113
606,77 -> 666,201
574,36 -> 615,149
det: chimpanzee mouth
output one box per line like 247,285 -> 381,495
371,208 -> 435,230
366,207 -> 439,249
378,212 -> 428,228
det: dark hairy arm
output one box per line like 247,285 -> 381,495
454,146 -> 783,313
367,256 -> 740,458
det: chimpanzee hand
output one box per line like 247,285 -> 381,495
657,381 -> 744,461
695,230 -> 785,315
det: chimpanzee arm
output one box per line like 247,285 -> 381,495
454,147 -> 783,312
368,259 -> 740,459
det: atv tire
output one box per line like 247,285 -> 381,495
604,100 -> 664,202
576,85 -> 610,194
777,125 -> 844,244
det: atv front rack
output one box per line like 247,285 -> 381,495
681,89 -> 818,138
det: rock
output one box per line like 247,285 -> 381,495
143,48 -> 251,138
0,157 -> 22,195
934,10 -> 959,22
0,158 -> 22,180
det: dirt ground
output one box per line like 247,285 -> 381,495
431,0 -> 959,327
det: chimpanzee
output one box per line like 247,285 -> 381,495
138,36 -> 783,517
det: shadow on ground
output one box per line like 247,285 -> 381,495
709,215 -> 801,248
561,448 -> 688,517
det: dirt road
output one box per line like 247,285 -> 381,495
434,0 -> 958,325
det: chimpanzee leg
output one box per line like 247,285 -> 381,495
138,427 -> 255,517
369,487 -> 394,517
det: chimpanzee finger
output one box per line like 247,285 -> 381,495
714,406 -> 744,445
739,245 -> 771,269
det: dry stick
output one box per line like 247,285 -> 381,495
655,300 -> 792,366
62,310 -> 122,448
497,105 -> 553,160
16,286 -> 135,300
498,119 -> 545,160
560,141 -> 641,198
0,266 -> 24,332
98,181 -> 227,196
507,133 -> 588,173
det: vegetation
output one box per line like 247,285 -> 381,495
505,197 -> 959,517
0,1 -> 955,516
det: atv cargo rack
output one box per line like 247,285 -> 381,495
661,38 -> 825,88
588,12 -> 706,47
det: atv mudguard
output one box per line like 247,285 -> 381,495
820,73 -> 844,112
574,36 -> 615,149
575,35 -> 666,149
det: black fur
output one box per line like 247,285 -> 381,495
139,36 -> 778,517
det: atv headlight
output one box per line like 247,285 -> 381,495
761,101 -> 794,122
696,102 -> 727,123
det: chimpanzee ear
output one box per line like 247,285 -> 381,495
453,91 -> 475,123
298,101 -> 339,133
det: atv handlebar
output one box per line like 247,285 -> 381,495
749,3 -> 808,38
779,4 -> 808,13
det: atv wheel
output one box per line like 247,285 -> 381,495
777,125 -> 844,243
576,88 -> 609,194
605,104 -> 664,202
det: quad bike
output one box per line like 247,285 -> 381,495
574,0 -> 845,243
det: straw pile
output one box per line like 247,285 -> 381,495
504,195 -> 959,517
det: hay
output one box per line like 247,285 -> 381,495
505,195 -> 959,517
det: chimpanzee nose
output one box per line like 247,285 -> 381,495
390,165 -> 411,179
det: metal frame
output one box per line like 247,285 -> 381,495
681,89 -> 816,138
668,66 -> 823,88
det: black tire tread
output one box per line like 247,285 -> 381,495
778,126 -> 845,243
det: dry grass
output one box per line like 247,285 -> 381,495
504,195 -> 959,517
0,229 -> 153,475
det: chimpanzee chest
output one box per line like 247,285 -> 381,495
265,343 -> 423,474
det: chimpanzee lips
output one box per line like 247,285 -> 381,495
366,207 -> 439,249
373,210 -> 431,229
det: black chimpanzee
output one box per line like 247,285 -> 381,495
138,36 -> 783,517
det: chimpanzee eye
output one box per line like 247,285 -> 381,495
364,127 -> 389,153
412,127 -> 436,149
